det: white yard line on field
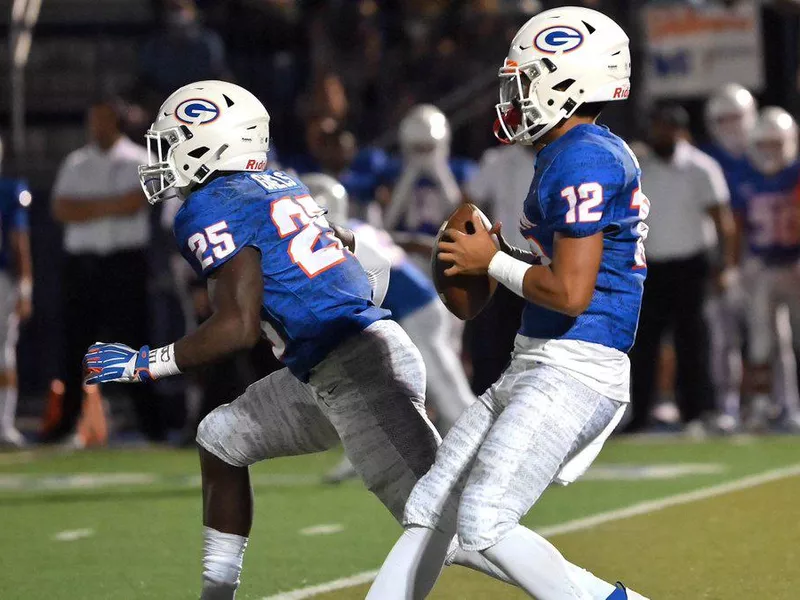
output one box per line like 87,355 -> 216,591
299,524 -> 345,536
53,528 -> 95,542
262,463 -> 800,600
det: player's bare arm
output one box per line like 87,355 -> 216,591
173,246 -> 263,370
84,246 -> 263,385
438,213 -> 602,317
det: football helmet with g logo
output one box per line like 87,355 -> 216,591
495,6 -> 631,145
138,80 -> 270,203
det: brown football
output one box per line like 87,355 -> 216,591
432,203 -> 499,320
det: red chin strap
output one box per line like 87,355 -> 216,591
493,105 -> 522,145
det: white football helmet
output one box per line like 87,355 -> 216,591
138,80 -> 270,204
747,107 -> 798,175
495,6 -> 631,145
302,173 -> 349,224
704,83 -> 757,157
399,104 -> 451,159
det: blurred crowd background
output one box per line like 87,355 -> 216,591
2,0 -> 800,448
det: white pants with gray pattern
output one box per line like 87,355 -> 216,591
404,361 -> 622,551
197,319 -> 441,521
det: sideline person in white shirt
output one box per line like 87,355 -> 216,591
628,103 -> 736,433
46,98 -> 164,443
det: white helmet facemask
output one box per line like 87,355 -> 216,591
138,80 -> 270,204
139,125 -> 194,203
494,7 -> 631,146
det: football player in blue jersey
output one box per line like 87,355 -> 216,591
738,107 -> 800,430
81,81 -> 547,599
383,104 -> 477,273
0,136 -> 33,448
367,7 -> 649,599
702,84 -> 759,427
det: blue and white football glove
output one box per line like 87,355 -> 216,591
83,343 -> 153,384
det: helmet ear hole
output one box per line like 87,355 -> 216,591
187,146 -> 210,159
553,79 -> 575,92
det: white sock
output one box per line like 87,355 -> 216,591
200,527 -> 248,600
0,385 -> 17,432
482,526 -> 604,599
366,526 -> 452,599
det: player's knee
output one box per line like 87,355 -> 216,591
456,491 -> 517,552
196,405 -> 254,468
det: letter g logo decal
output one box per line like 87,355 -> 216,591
176,98 -> 220,125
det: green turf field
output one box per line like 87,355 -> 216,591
1,436 -> 798,599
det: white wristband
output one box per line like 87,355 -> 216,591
487,251 -> 530,298
148,343 -> 182,379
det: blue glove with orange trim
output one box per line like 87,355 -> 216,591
83,343 -> 154,384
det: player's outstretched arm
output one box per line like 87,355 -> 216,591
83,247 -> 263,385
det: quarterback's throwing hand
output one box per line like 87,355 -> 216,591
83,343 -> 153,384
438,214 -> 500,276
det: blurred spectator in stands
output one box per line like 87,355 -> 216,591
627,103 -> 736,433
463,141 -> 535,395
46,99 -> 165,444
137,0 -> 231,111
0,136 -> 33,447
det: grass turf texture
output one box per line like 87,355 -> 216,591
1,436 -> 798,599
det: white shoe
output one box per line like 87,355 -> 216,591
322,456 -> 358,484
0,427 -> 27,448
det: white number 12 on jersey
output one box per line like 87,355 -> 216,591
270,194 -> 346,277
562,183 -> 604,224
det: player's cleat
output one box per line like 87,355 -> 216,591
606,582 -> 628,599
322,456 -> 358,484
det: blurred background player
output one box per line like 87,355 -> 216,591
0,136 -> 33,447
303,173 -> 476,483
383,104 -> 476,273
739,107 -> 800,430
701,83 -> 758,426
46,98 -> 164,444
628,103 -> 735,433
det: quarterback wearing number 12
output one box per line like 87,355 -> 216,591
367,7 -> 651,600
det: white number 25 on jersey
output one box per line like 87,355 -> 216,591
270,194 -> 346,277
188,221 -> 236,270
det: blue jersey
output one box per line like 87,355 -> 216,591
519,124 -> 647,353
349,220 -> 437,321
387,157 -> 477,236
174,171 -> 389,379
734,162 -> 800,264
0,178 -> 30,271
700,143 -> 757,212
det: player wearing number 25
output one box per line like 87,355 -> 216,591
81,80 -> 527,600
